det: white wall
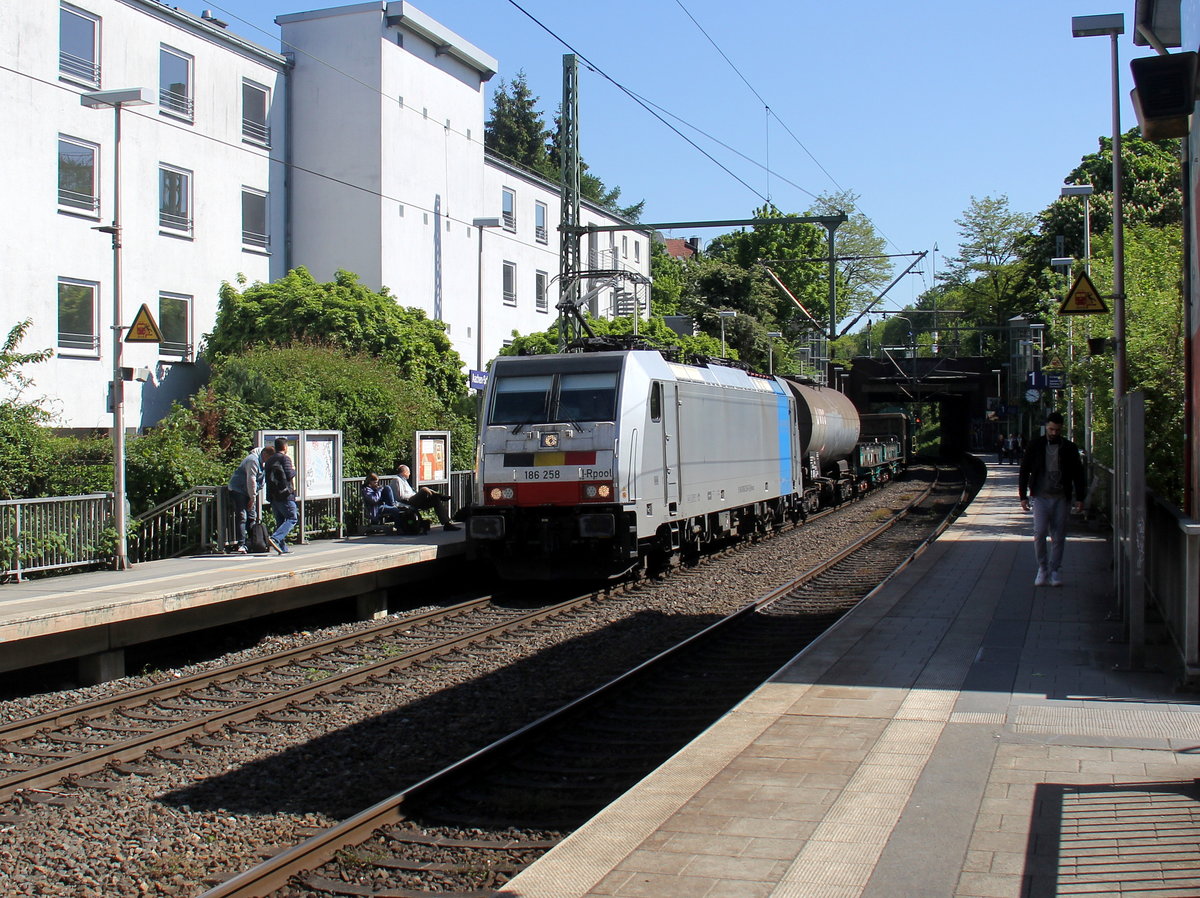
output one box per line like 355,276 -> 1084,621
0,0 -> 286,429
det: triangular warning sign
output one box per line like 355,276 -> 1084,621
125,303 -> 163,342
1059,272 -> 1109,315
1047,356 -> 1065,370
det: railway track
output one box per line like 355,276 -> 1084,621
198,460 -> 972,897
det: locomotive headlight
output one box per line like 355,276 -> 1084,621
489,486 -> 515,501
596,484 -> 611,498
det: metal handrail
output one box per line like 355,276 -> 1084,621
0,493 -> 114,581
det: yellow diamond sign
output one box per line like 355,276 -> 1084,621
1059,272 -> 1109,315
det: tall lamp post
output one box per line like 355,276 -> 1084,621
1071,14 -> 1125,399
1061,182 -> 1095,456
718,310 -> 737,356
766,330 -> 782,375
82,87 -> 152,571
471,217 -> 502,375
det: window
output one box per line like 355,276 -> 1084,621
502,188 -> 516,231
535,270 -> 549,313
158,293 -> 192,359
634,240 -> 640,263
60,4 -> 99,87
58,136 -> 98,214
57,278 -> 98,353
650,382 -> 662,422
502,261 -> 517,306
490,374 -> 552,425
488,371 -> 619,426
622,235 -> 628,259
159,165 -> 192,234
159,46 -> 193,121
242,80 -> 270,146
535,201 -> 548,243
242,189 -> 269,249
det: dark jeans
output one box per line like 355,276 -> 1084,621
229,489 -> 258,547
405,488 -> 452,525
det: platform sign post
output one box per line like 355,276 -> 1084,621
413,432 -> 451,493
255,430 -> 343,542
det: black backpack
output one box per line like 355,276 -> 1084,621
266,459 -> 290,500
247,521 -> 270,554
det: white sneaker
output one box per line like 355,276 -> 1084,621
1034,569 -> 1048,587
1049,571 -> 1063,587
236,545 -> 248,554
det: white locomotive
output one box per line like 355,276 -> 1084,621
465,349 -> 902,580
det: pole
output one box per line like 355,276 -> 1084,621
476,226 -> 484,372
1111,30 -> 1126,400
110,103 -> 129,570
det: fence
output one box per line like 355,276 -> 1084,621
2,470 -> 476,581
0,493 -> 116,580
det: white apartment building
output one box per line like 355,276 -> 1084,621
1,0 -> 288,430
3,0 -> 648,432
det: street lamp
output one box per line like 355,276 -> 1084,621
718,310 -> 737,356
1061,183 -> 1094,276
471,217 -> 503,375
766,331 -> 782,375
1071,13 -> 1126,398
82,87 -> 152,571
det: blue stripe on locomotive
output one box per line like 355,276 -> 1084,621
772,379 -> 793,495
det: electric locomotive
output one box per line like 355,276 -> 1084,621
466,349 -> 881,580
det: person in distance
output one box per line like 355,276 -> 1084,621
1018,412 -> 1085,587
394,464 -> 458,531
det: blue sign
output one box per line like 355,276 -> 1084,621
1045,373 -> 1066,390
469,369 -> 488,391
1025,371 -> 1046,388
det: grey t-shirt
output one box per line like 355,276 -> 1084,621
1040,442 -> 1064,496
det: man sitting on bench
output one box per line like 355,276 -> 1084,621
362,472 -> 403,529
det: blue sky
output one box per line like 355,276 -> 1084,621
200,0 -> 1152,310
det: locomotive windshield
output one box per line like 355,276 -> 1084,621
488,370 -> 618,425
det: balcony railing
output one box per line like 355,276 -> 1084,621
502,210 -> 516,231
535,224 -> 548,243
58,331 -> 99,352
159,88 -> 194,120
242,229 -> 269,249
242,118 -> 270,146
59,51 -> 99,86
159,210 -> 192,233
59,188 -> 98,213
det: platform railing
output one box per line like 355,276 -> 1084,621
0,493 -> 116,580
130,486 -> 222,562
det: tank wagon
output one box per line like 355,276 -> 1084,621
465,349 -> 904,580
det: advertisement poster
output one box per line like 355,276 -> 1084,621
305,436 -> 336,498
415,432 -> 449,487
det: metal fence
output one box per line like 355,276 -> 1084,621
0,493 -> 115,580
1,470 -> 477,581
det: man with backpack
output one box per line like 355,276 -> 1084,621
263,437 -> 298,554
227,445 -> 274,553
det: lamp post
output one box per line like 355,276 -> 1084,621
766,330 -> 782,375
471,217 -> 503,375
1051,256 -> 1076,442
1062,182 -> 1094,454
718,310 -> 737,356
1071,13 -> 1125,399
82,87 -> 152,571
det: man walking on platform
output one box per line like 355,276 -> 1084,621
263,437 -> 298,553
1019,412 -> 1085,587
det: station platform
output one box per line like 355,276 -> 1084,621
0,527 -> 464,683
503,461 -> 1200,898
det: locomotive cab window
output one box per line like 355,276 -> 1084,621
649,382 -> 662,422
490,375 -> 552,424
557,372 -> 617,423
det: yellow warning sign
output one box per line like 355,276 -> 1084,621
125,303 -> 163,342
1046,356 -> 1065,371
1059,272 -> 1109,315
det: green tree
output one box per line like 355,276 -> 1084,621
807,189 -> 892,321
485,71 -> 552,175
940,195 -> 1038,352
206,267 -> 467,402
0,320 -> 56,499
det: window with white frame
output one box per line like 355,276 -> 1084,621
242,80 -> 270,146
57,278 -> 98,353
634,240 -> 640,263
622,235 -> 628,259
502,188 -> 516,231
242,188 -> 269,249
158,292 -> 192,359
58,136 -> 98,215
59,4 -> 99,87
535,270 -> 549,313
502,261 -> 517,306
159,46 -> 193,121
159,165 -> 192,234
535,201 -> 548,243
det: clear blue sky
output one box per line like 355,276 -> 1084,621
201,0 -> 1152,310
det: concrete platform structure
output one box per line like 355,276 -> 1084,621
502,463 -> 1200,898
0,528 -> 464,683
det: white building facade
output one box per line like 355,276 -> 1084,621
1,0 -> 288,430
2,0 -> 648,432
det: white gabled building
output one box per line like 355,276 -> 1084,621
0,0 -> 288,431
2,0 -> 649,433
